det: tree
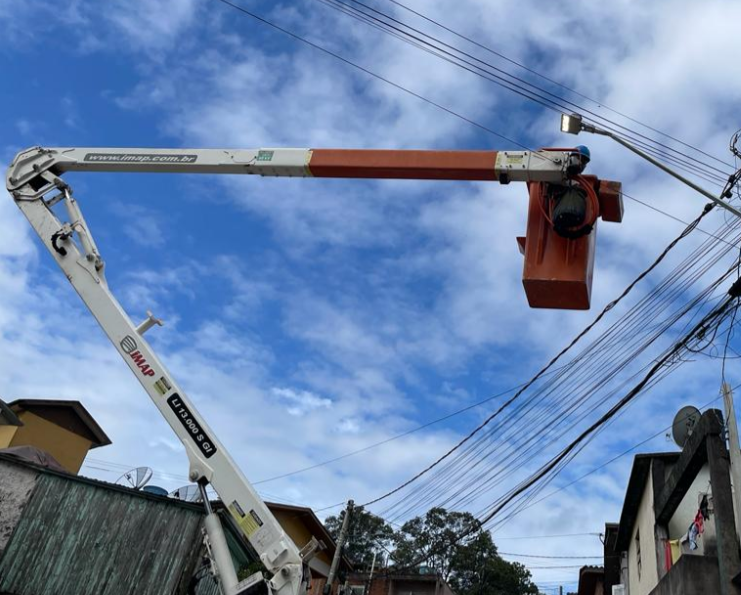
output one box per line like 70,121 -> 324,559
393,508 -> 483,580
325,505 -> 394,571
393,508 -> 539,595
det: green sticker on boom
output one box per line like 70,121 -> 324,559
257,150 -> 274,162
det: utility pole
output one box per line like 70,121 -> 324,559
722,383 -> 741,545
559,586 -> 563,595
364,550 -> 377,595
324,500 -> 354,595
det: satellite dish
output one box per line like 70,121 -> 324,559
672,406 -> 701,448
142,485 -> 169,497
115,466 -> 153,490
169,484 -> 202,502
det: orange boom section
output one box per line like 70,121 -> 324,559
307,149 -> 499,180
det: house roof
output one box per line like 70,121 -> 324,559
577,566 -> 604,595
0,445 -> 67,472
0,398 -> 22,426
616,452 -> 679,550
263,501 -> 352,571
9,399 -> 112,448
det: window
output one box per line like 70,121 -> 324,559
635,529 -> 642,580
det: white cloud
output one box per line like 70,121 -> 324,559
3,2 -> 741,589
271,387 -> 333,416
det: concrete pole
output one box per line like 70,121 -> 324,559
706,421 -> 741,595
324,500 -> 354,595
365,550 -> 377,594
723,382 -> 741,547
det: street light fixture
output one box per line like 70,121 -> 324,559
560,112 -> 741,219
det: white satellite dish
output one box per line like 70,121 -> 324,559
115,466 -> 153,490
672,406 -> 701,448
169,484 -> 202,502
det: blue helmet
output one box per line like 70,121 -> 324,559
576,145 -> 591,163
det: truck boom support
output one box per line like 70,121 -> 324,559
5,142 -> 606,595
7,146 -> 580,199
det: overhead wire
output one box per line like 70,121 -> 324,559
212,0 -> 548,156
380,279 -> 741,573
216,0 -> 730,192
252,380 -> 540,484
479,288 -> 740,524
314,0 -> 733,183
363,201 -> 720,510
498,552 -> 602,560
373,160 -> 741,522
207,0 -> 741,557
381,0 -> 734,169
491,388 -> 734,528
373,219 -> 741,525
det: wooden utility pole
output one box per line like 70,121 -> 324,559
723,383 -> 741,546
324,500 -> 354,595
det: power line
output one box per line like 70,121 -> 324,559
315,0 -> 733,182
527,564 -> 588,569
499,552 -> 602,560
490,389 -> 736,528
379,278 -> 741,574
493,532 -> 600,541
475,282 -> 741,527
212,0 -> 543,154
362,202 -> 718,509
622,193 -> 737,247
381,0 -> 734,169
253,381 -> 531,484
215,0 -> 735,238
87,379 -> 546,488
374,204 -> 741,523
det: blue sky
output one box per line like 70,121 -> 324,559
2,0 -> 741,591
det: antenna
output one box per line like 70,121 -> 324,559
168,484 -> 202,503
672,406 -> 701,448
115,466 -> 153,490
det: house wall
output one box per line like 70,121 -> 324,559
628,465 -> 660,595
0,460 -> 38,555
11,411 -> 92,473
647,554 -> 720,595
0,471 -> 205,595
666,464 -> 713,555
270,508 -> 333,573
391,578 -> 440,595
0,425 -> 18,447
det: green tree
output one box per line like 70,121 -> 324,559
325,505 -> 394,571
393,508 -> 482,580
393,508 -> 539,595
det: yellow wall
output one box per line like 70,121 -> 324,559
0,425 -> 19,448
10,411 -> 92,474
272,509 -> 333,568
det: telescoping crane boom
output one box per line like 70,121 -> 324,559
6,145 -> 622,595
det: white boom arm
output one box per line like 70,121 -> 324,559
5,145 -> 586,595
